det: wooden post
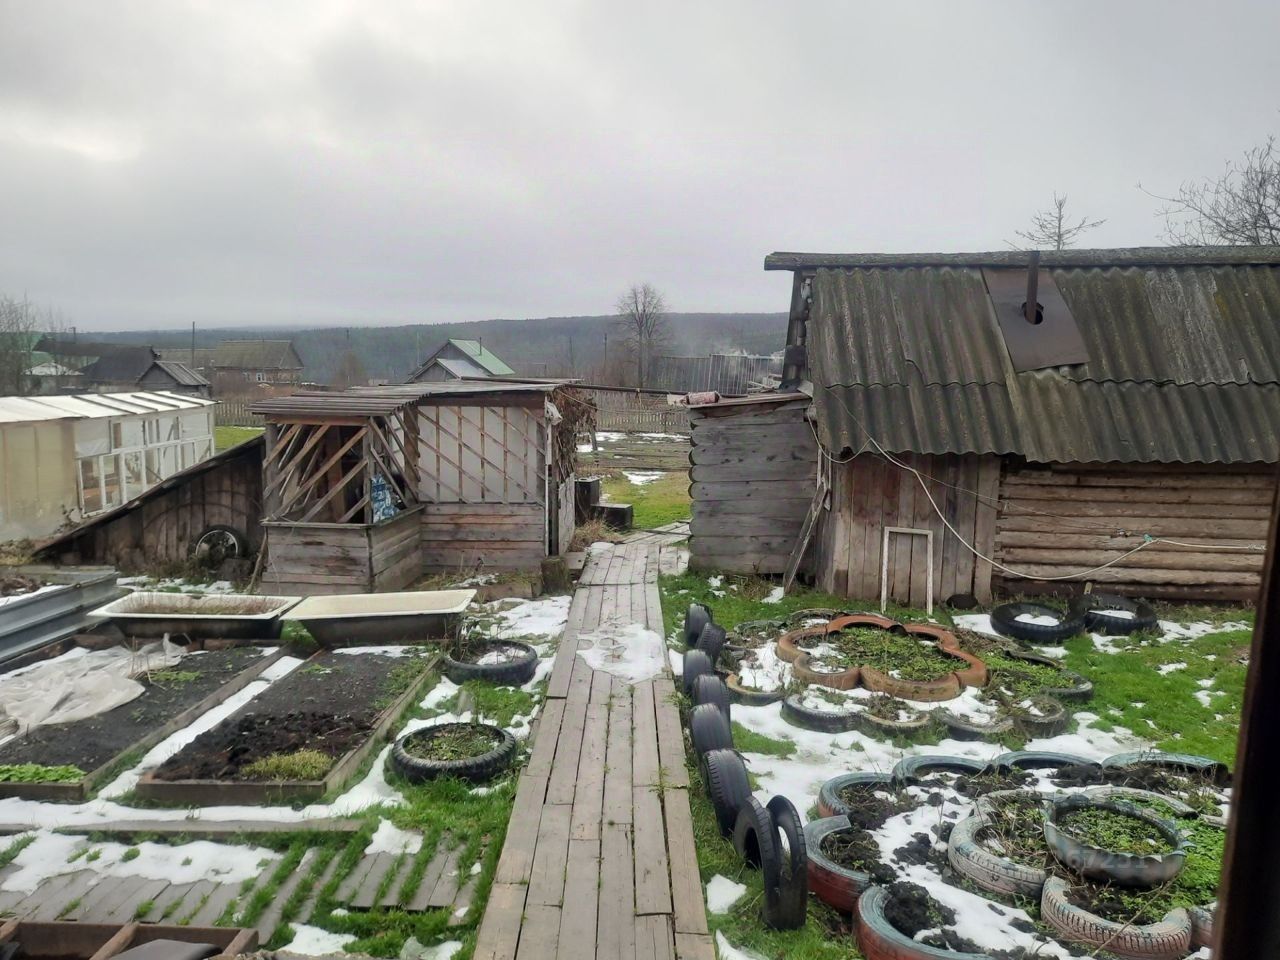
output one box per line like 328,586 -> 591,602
263,422 -> 280,517
1215,467 -> 1280,959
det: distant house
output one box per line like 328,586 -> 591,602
156,347 -> 215,380
407,339 -> 515,382
212,340 -> 304,385
35,338 -> 210,397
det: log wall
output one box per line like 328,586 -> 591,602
815,452 -> 1001,606
687,397 -> 817,575
42,438 -> 264,571
993,462 -> 1275,601
420,502 -> 546,572
261,506 -> 424,595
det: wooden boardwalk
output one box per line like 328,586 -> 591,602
474,541 -> 712,960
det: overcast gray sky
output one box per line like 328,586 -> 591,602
1,0 -> 1277,331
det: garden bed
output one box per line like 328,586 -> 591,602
0,646 -> 283,802
136,649 -> 436,805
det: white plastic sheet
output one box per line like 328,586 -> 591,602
0,641 -> 185,736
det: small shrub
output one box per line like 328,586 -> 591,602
0,763 -> 85,784
243,749 -> 333,782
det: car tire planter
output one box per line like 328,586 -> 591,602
988,751 -> 1096,774
1102,750 -> 1231,787
1189,902 -> 1215,949
726,619 -> 784,656
1044,795 -> 1187,887
1010,695 -> 1070,737
1081,786 -> 1197,818
733,796 -> 780,878
859,664 -> 963,702
791,654 -> 862,691
443,640 -> 539,686
390,723 -> 517,784
682,649 -> 715,695
857,704 -> 933,740
785,607 -> 839,627
893,755 -> 987,785
779,693 -> 861,733
691,673 -> 731,722
999,649 -> 1095,702
947,809 -> 1049,900
689,703 -> 733,758
804,816 -> 882,912
1079,593 -> 1159,635
684,603 -> 712,646
935,708 -> 1015,742
855,885 -> 989,960
701,748 -> 751,837
724,672 -> 786,706
1041,877 -> 1192,960
763,795 -> 808,930
990,601 -> 1086,644
816,772 -> 894,819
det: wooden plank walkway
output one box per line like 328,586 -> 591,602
475,542 -> 713,960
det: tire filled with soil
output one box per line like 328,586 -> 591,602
392,721 -> 517,783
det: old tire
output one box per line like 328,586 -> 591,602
701,748 -> 751,837
684,603 -> 712,646
682,649 -> 714,695
691,673 -> 731,722
999,649 -> 1095,702
859,665 -> 962,703
989,751 -> 1095,774
725,672 -> 785,706
947,809 -> 1049,899
444,640 -> 539,686
936,708 -> 1014,742
1044,795 -> 1187,887
726,619 -> 785,655
791,654 -> 861,691
763,795 -> 808,930
1079,593 -> 1158,635
1103,750 -> 1231,787
990,601 -> 1085,644
190,524 -> 247,564
893,755 -> 987,785
804,816 -> 879,913
1010,696 -> 1070,737
1041,876 -> 1192,960
733,796 -> 780,883
1189,902 -> 1215,949
690,702 -> 733,758
856,885 -> 988,960
785,607 -> 839,627
390,722 -> 517,784
817,772 -> 894,819
780,693 -> 860,734
697,622 -> 728,666
857,706 -> 933,740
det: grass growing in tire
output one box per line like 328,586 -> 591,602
402,725 -> 502,762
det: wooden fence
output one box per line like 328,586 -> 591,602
586,389 -> 690,434
213,399 -> 264,427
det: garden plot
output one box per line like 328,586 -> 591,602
0,645 -> 280,802
137,649 -> 435,805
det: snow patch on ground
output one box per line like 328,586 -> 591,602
485,595 -> 572,640
706,874 -> 747,914
365,818 -> 423,855
1157,661 -> 1188,675
761,586 -> 785,604
280,924 -> 357,954
332,645 -> 419,657
1015,613 -> 1059,626
715,931 -> 767,960
623,470 -> 664,486
576,621 -> 666,684
735,641 -> 790,692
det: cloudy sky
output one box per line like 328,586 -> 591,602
1,0 -> 1277,331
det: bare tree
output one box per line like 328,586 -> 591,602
0,296 -> 41,396
1143,135 -> 1280,245
1013,193 -> 1106,249
614,283 -> 670,388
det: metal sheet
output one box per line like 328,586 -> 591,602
982,267 -> 1090,371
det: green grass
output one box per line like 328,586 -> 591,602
0,763 -> 85,784
600,471 -> 690,530
444,680 -> 539,728
1060,622 -> 1251,766
730,722 -> 796,758
0,834 -> 35,869
243,749 -> 334,782
215,425 -> 264,451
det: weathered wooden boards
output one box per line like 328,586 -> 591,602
687,397 -> 818,576
474,544 -> 710,960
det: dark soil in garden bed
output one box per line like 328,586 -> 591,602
151,651 -> 423,782
402,723 -> 503,761
0,647 -> 269,774
884,881 -> 1034,957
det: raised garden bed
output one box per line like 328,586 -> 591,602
90,591 -> 300,640
0,919 -> 256,958
0,647 -> 283,802
286,589 -> 475,646
389,721 -> 518,784
136,649 -> 437,804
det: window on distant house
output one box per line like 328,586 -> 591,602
256,372 -> 266,382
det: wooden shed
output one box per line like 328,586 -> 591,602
689,247 -> 1280,604
251,381 -> 579,595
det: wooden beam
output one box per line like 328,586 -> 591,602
300,457 -> 367,523
279,426 -> 368,516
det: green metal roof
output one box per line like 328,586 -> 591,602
450,339 -> 514,375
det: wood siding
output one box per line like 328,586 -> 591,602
994,462 -> 1274,601
421,502 -> 546,572
815,453 -> 1000,607
688,398 -> 817,575
261,506 -> 424,595
44,440 -> 264,571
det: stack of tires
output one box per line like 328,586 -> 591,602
990,593 -> 1158,645
680,603 -> 807,930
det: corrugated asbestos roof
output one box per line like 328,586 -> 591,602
791,251 -> 1280,464
251,380 -> 567,418
0,391 -> 216,425
213,340 -> 303,370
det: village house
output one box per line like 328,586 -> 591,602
687,246 -> 1280,604
34,337 -> 210,397
407,338 -> 515,382
211,339 -> 305,385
